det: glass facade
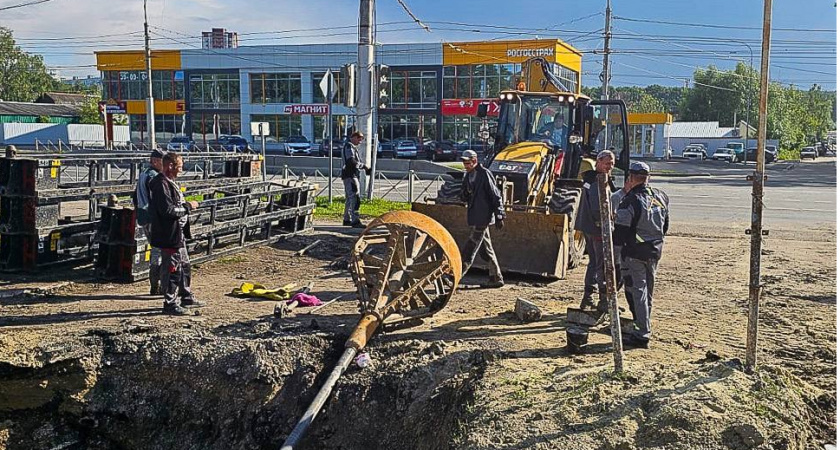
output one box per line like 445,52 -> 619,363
441,116 -> 495,145
102,70 -> 184,101
378,114 -> 437,143
312,72 -> 347,104
189,73 -> 240,109
250,114 -> 303,140
313,115 -> 350,141
129,114 -> 187,143
385,70 -> 438,109
443,64 -> 518,99
190,112 -> 242,144
249,73 -> 302,104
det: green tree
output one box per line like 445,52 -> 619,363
0,27 -> 58,102
78,96 -> 102,125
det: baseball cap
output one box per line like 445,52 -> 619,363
150,148 -> 166,159
629,161 -> 651,174
460,149 -> 478,161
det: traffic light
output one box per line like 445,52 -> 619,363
341,63 -> 356,108
377,64 -> 390,109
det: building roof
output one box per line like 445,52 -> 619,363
668,121 -> 738,138
0,101 -> 81,117
36,92 -> 91,105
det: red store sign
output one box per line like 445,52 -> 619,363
282,104 -> 329,115
441,99 -> 500,117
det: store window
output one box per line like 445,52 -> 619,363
378,114 -> 436,143
442,64 -> 518,99
101,70 -> 184,101
191,112 -> 243,144
313,115 -> 350,141
441,115 -> 497,147
249,73 -> 302,104
385,70 -> 437,109
250,114 -> 303,141
312,72 -> 347,104
189,73 -> 240,109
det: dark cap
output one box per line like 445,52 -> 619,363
629,161 -> 651,174
150,148 -> 166,159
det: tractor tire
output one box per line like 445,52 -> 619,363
435,177 -> 463,203
548,185 -> 585,269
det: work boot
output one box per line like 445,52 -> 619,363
351,221 -> 366,229
180,297 -> 206,309
480,278 -> 505,289
596,294 -> 609,315
579,294 -> 596,311
163,302 -> 190,316
150,284 -> 160,296
622,334 -> 650,350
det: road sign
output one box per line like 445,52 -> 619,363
319,70 -> 337,101
250,122 -> 270,136
98,99 -> 127,114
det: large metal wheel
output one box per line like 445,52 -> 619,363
350,211 -> 461,328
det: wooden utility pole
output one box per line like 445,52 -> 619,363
745,0 -> 773,374
598,172 -> 624,373
599,0 -> 612,100
143,0 -> 156,149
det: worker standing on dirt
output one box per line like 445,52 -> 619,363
575,150 -> 617,314
135,148 -> 165,295
341,132 -> 369,229
149,153 -> 205,315
613,161 -> 670,349
459,149 -> 505,288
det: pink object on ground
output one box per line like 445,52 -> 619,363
289,293 -> 323,307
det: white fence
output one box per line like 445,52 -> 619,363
0,123 -> 130,147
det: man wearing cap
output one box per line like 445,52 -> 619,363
574,149 -> 617,314
613,161 -> 670,349
135,148 -> 165,294
459,149 -> 505,288
341,132 -> 370,228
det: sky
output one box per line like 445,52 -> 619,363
1,0 -> 836,90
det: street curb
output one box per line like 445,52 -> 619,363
651,172 -> 712,177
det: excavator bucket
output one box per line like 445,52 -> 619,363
411,203 -> 570,279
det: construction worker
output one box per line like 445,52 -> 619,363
149,152 -> 205,315
459,149 -> 505,288
341,131 -> 369,228
537,112 -> 569,148
135,148 -> 165,295
613,161 -> 670,349
575,149 -> 617,313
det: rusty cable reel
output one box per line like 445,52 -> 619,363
350,210 -> 462,329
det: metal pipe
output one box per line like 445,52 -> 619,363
746,0 -> 773,374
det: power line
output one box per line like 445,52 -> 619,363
614,15 -> 836,33
0,0 -> 58,11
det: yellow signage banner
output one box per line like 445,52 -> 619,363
95,50 -> 181,71
443,39 -> 582,73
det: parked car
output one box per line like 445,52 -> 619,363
394,140 -> 418,159
682,144 -> 707,160
377,140 -> 396,159
319,137 -> 344,157
215,135 -> 253,152
712,148 -> 737,163
167,135 -> 195,152
284,135 -> 312,156
745,147 -> 777,163
764,145 -> 779,161
431,140 -> 459,162
800,146 -> 817,160
458,139 -> 491,154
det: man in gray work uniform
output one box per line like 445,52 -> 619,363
341,131 -> 369,228
459,149 -> 505,288
613,161 -> 669,349
135,148 -> 165,294
574,149 -> 616,313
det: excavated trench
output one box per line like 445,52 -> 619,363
0,325 -> 489,450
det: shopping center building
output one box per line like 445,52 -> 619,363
95,38 -> 583,147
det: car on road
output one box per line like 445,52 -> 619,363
682,144 -> 707,160
745,147 -> 777,163
284,135 -> 312,156
215,135 -> 253,152
377,140 -> 395,159
430,140 -> 459,162
800,146 -> 817,160
712,148 -> 737,163
395,140 -> 418,159
167,135 -> 196,152
319,137 -> 344,157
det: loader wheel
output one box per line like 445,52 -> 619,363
548,186 -> 585,269
434,177 -> 462,203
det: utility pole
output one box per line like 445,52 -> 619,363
745,0 -> 773,374
599,0 -> 612,100
357,0 -> 375,197
143,0 -> 156,149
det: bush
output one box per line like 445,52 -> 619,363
778,148 -> 800,160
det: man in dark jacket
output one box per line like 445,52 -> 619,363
341,132 -> 370,228
574,150 -> 616,313
459,150 -> 505,288
135,148 -> 164,295
613,161 -> 670,349
149,152 -> 204,315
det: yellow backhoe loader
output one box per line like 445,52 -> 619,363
412,57 -> 631,278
